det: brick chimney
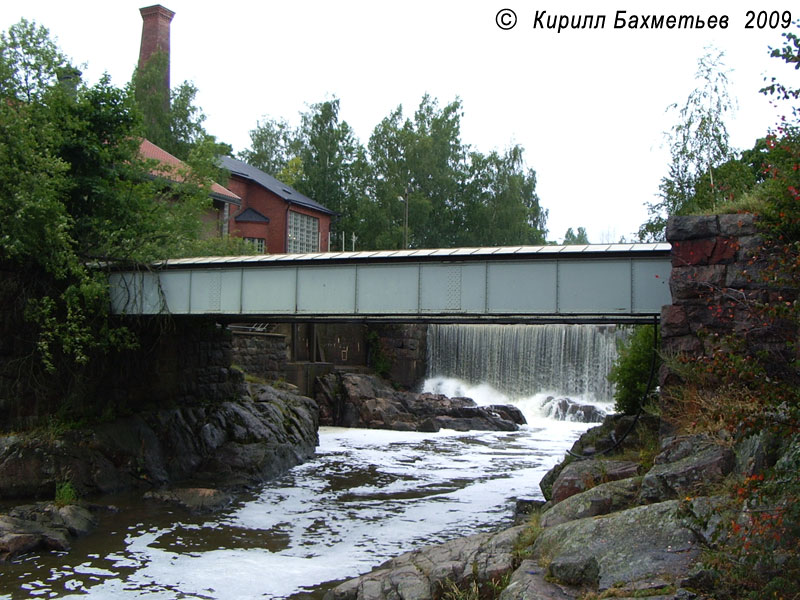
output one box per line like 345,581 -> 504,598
138,5 -> 175,93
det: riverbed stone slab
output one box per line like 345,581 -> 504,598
7,502 -> 97,538
317,372 -> 525,433
541,476 -> 642,527
324,526 -> 525,600
640,436 -> 734,502
551,460 -> 640,504
143,487 -> 233,512
498,561 -> 578,600
532,500 -> 700,590
0,514 -> 71,561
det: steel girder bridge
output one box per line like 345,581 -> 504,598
108,243 -> 672,325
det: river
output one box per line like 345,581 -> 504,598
0,385 -> 599,600
1,324 -> 618,599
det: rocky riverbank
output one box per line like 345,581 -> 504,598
324,413 -> 782,600
0,381 -> 319,561
0,373 -> 532,565
0,382 -> 319,500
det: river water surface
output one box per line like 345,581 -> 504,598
0,380 -> 599,600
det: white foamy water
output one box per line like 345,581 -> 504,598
422,375 -> 613,424
0,405 -> 590,600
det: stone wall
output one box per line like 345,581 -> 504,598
101,318 -> 246,410
231,328 -> 289,382
0,309 -> 246,430
371,324 -> 428,390
661,213 -> 796,377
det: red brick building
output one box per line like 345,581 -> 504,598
139,139 -> 241,236
138,5 -> 334,254
220,156 -> 333,254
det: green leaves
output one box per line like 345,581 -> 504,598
0,18 -> 69,103
241,94 -> 548,250
0,19 -> 235,374
608,325 -> 660,415
640,48 -> 737,241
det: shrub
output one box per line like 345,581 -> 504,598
607,325 -> 661,415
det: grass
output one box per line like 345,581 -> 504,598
513,511 -> 543,562
436,570 -> 512,600
579,585 -> 676,599
690,190 -> 768,217
55,480 -> 79,506
660,382 -> 761,440
610,425 -> 661,472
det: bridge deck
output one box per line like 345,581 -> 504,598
109,243 -> 672,324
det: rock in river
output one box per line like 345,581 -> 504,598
316,372 -> 526,432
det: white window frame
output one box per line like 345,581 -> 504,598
244,237 -> 266,253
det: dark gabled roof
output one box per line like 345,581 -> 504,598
219,155 -> 334,215
234,207 -> 270,223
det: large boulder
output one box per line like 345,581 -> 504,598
540,397 -> 605,423
539,413 -> 660,500
0,382 -> 319,499
540,476 -> 642,527
550,460 -> 640,504
639,435 -> 734,502
316,372 -> 525,433
498,561 -> 578,600
0,502 -> 99,562
531,500 -> 701,590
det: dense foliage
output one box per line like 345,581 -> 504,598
607,325 -> 661,415
0,20 -> 242,381
242,96 -> 549,250
131,49 -> 232,181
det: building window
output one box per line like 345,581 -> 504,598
288,211 -> 319,253
244,237 -> 265,253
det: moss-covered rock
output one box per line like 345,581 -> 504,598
541,476 -> 642,527
532,500 -> 700,590
639,435 -> 734,502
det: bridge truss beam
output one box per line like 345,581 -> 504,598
109,244 -> 672,325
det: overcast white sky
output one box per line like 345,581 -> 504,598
2,1 -> 798,244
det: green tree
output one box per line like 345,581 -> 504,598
364,104 -> 411,249
241,94 -> 548,251
367,95 -> 468,249
459,146 -> 547,247
563,227 -> 589,245
0,18 -> 69,103
761,20 -> 800,105
131,50 -> 230,169
640,48 -> 737,241
240,116 -> 295,176
294,99 -> 371,242
241,99 -> 371,246
0,19 -> 221,377
608,325 -> 660,415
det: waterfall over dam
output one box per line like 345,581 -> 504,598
426,324 -> 624,403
